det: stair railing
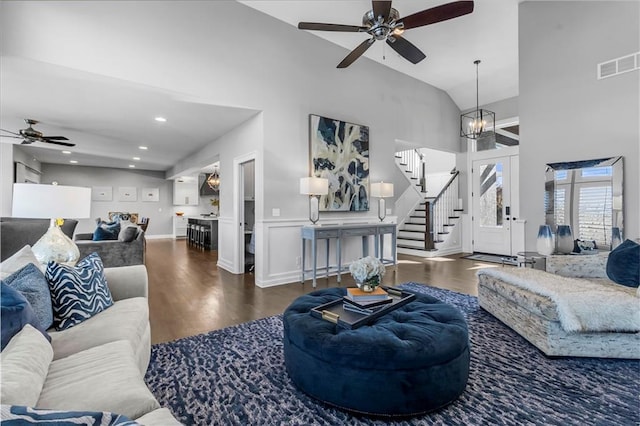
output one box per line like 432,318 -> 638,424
396,149 -> 425,191
424,171 -> 460,250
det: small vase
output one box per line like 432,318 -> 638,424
536,225 -> 555,256
556,225 -> 573,254
356,279 -> 378,293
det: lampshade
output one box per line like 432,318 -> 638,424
460,60 -> 495,140
12,183 -> 91,219
299,177 -> 329,195
370,182 -> 394,198
12,183 -> 91,265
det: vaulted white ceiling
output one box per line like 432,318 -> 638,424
0,0 -> 519,172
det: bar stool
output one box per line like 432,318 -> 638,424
199,224 -> 210,250
186,223 -> 194,246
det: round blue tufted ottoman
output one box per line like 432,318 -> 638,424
283,287 -> 470,417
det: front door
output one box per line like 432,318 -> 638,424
472,154 -> 518,255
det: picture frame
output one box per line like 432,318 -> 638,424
309,114 -> 370,211
92,186 -> 113,201
142,187 -> 159,202
117,186 -> 137,202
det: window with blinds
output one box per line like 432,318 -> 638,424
577,185 -> 612,247
554,188 -> 565,225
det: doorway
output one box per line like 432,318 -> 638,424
472,149 -> 519,256
240,159 -> 255,273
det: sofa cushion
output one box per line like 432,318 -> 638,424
37,340 -> 160,420
607,239 -> 640,288
46,253 -> 114,331
0,245 -> 43,279
0,405 -> 138,425
48,297 -> 149,363
135,408 -> 182,425
0,324 -> 53,407
1,283 -> 50,350
118,221 -> 139,243
93,222 -> 120,241
3,263 -> 53,329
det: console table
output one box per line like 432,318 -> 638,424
301,223 -> 397,288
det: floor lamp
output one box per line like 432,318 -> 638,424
12,183 -> 91,265
299,177 -> 328,224
370,182 -> 394,222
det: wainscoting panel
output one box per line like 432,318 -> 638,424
216,216 -> 236,273
255,218 -> 397,288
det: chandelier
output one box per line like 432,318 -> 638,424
206,169 -> 220,190
460,60 -> 495,139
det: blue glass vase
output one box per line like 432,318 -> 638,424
556,225 -> 573,254
536,225 -> 554,255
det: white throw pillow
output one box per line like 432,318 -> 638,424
0,324 -> 54,406
0,245 -> 44,280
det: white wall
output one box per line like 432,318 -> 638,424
41,164 -> 175,236
0,144 -> 14,216
519,1 -> 639,247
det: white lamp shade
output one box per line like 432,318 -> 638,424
299,177 -> 328,196
370,182 -> 394,198
12,183 -> 91,219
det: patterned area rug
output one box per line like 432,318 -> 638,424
145,283 -> 639,425
462,253 -> 518,265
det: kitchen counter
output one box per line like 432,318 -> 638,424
187,217 -> 218,250
188,216 -> 219,221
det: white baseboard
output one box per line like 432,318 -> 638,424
145,234 -> 174,240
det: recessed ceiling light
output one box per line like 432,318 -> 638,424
154,117 -> 167,122
62,150 -> 71,155
129,164 -> 136,168
139,146 -> 148,150
69,160 -> 78,164
133,157 -> 140,161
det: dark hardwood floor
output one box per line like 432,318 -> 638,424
146,239 -> 502,344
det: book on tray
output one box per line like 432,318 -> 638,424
342,302 -> 387,315
342,295 -> 393,310
346,287 -> 389,303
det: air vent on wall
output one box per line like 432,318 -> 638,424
597,52 -> 640,80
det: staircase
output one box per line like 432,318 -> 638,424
395,150 -> 464,257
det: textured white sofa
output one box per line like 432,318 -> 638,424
1,265 -> 181,424
477,253 -> 639,359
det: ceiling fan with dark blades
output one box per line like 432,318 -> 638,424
298,0 -> 474,68
0,119 -> 75,147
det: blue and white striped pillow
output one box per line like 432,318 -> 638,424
45,253 -> 114,331
1,405 -> 138,425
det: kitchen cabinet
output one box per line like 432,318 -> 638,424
173,216 -> 188,238
173,179 -> 198,205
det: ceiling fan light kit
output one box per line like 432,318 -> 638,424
298,1 -> 474,68
460,59 -> 495,140
0,118 -> 75,147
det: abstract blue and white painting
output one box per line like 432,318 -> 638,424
309,114 -> 369,212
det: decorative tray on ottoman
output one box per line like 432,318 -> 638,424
310,286 -> 416,330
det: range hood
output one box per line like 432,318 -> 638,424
199,174 -> 218,196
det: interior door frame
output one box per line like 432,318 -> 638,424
233,151 -> 257,274
469,145 -> 519,255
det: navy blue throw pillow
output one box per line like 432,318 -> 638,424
606,239 -> 640,287
46,253 -> 114,331
2,263 -> 53,330
93,222 -> 120,241
1,283 -> 51,350
2,406 -> 138,425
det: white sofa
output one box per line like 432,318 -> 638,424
1,264 -> 181,424
477,253 -> 639,359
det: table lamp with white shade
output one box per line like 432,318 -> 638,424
299,177 -> 329,224
12,183 -> 91,265
370,181 -> 394,221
